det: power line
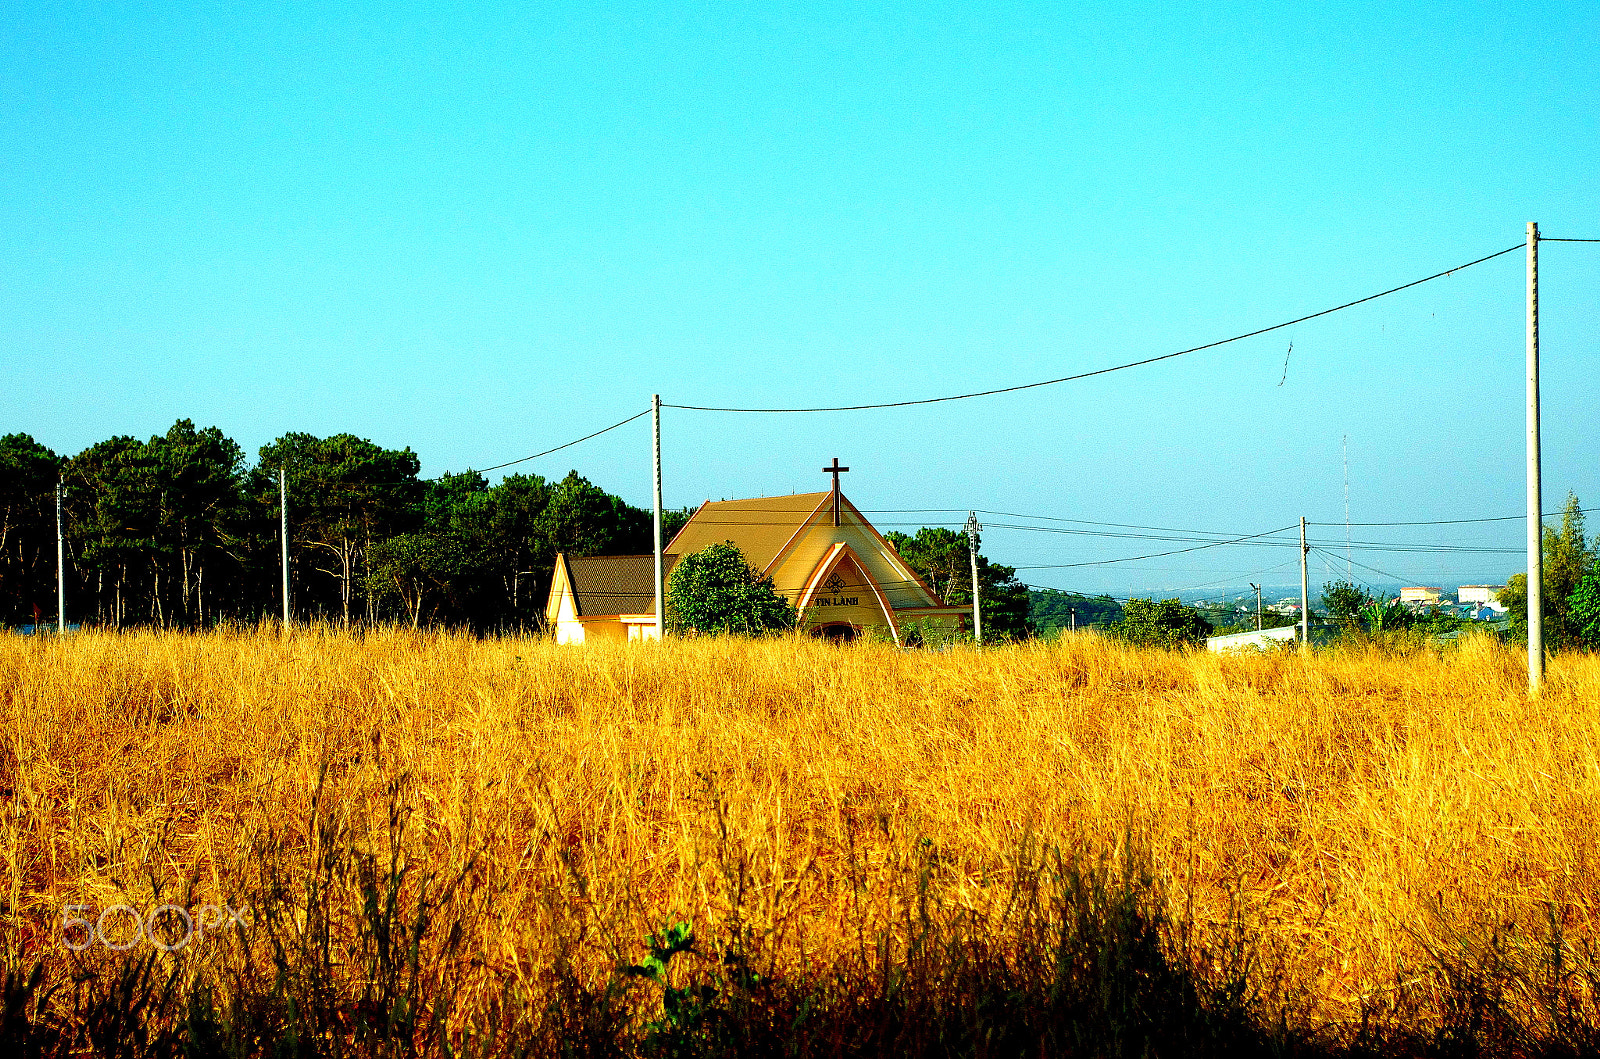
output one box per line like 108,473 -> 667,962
1013,524 -> 1299,570
1313,505 -> 1594,528
463,409 -> 651,476
1309,547 -> 1414,587
1026,554 -> 1306,601
260,408 -> 653,490
662,244 -> 1521,413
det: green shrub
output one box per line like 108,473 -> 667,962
1111,598 -> 1214,649
666,543 -> 796,637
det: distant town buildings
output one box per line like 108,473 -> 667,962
1399,586 -> 1443,604
1458,585 -> 1506,611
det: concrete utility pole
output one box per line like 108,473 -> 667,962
1299,518 -> 1310,654
1250,582 -> 1262,631
965,512 -> 982,643
1070,607 -> 1077,633
56,480 -> 66,634
653,394 -> 666,639
1526,222 -> 1544,695
279,468 -> 291,626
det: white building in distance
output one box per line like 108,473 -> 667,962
1459,585 -> 1506,611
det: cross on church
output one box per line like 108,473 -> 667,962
823,458 -> 849,526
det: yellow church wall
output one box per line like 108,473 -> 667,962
795,554 -> 896,638
766,512 -> 928,614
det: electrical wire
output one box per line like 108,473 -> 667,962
1012,524 -> 1299,570
463,409 -> 652,476
1309,547 -> 1415,587
1314,507 -> 1594,528
255,408 -> 652,491
661,244 -> 1521,413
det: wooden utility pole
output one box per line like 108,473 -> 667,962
653,394 -> 666,639
1526,222 -> 1543,694
1299,518 -> 1310,654
1250,582 -> 1262,631
279,468 -> 291,626
56,480 -> 66,634
965,512 -> 982,643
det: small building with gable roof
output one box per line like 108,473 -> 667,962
545,488 -> 965,644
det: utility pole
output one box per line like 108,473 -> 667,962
965,512 -> 982,644
1526,222 -> 1543,695
653,394 -> 666,640
1250,582 -> 1262,631
1299,517 -> 1310,654
279,467 -> 291,627
1070,607 -> 1076,633
56,479 -> 66,634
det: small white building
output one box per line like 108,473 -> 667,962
1399,586 -> 1443,604
1458,585 -> 1505,610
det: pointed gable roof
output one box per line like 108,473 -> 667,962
665,492 -> 831,572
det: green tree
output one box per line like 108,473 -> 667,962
666,542 -> 795,637
66,435 -> 158,627
146,420 -> 247,626
1029,589 -> 1125,633
367,532 -> 467,628
1501,493 -> 1596,647
483,473 -> 554,627
884,526 -> 1031,640
0,434 -> 61,625
255,433 -> 424,626
1569,565 -> 1600,651
62,422 -> 249,627
1361,597 -> 1414,631
535,470 -> 652,561
1112,598 -> 1214,649
1321,580 -> 1373,628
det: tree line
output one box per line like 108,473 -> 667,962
0,422 -> 683,631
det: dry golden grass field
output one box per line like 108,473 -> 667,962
4,627 -> 1600,1056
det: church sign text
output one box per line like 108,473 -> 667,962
811,596 -> 860,608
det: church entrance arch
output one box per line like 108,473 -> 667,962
810,622 -> 860,644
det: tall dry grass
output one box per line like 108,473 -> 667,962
3,626 -> 1600,1054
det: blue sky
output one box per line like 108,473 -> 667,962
3,1 -> 1596,596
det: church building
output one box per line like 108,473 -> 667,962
545,463 -> 965,644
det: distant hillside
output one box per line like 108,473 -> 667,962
1029,589 -> 1125,632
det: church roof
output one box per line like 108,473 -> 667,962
666,492 -> 832,573
562,553 -> 678,617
